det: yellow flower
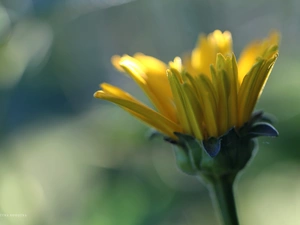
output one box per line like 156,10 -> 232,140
94,30 -> 279,141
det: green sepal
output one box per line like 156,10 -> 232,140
161,111 -> 277,178
168,128 -> 258,178
249,122 -> 278,137
147,129 -> 164,140
200,128 -> 257,178
239,111 -> 278,137
172,145 -> 197,175
174,132 -> 203,170
203,137 -> 221,157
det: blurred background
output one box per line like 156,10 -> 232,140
0,0 -> 299,224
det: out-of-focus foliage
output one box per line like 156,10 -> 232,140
0,18 -> 52,88
0,0 -> 299,224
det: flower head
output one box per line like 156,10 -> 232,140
94,31 -> 280,218
94,30 -> 279,143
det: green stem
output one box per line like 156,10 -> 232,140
208,174 -> 239,225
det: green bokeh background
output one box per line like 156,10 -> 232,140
0,0 -> 299,224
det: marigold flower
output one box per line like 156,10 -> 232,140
94,30 -> 279,143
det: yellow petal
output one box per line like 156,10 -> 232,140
210,30 -> 232,54
192,73 -> 218,137
193,35 -> 216,77
238,31 -> 280,84
124,54 -> 176,121
231,53 -> 239,92
182,83 -> 203,140
226,54 -> 238,127
167,69 -> 192,134
255,52 -> 278,98
182,54 -> 198,77
111,55 -> 124,72
169,57 -> 183,72
188,30 -> 233,77
237,42 -> 262,84
181,72 -> 200,97
238,59 -> 263,126
120,58 -> 177,122
215,54 -> 239,130
94,90 -> 181,139
133,53 -> 167,75
100,83 -> 135,101
239,53 -> 278,126
202,92 -> 218,138
217,70 -> 230,135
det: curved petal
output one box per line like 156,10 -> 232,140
237,31 -> 280,84
167,69 -> 191,134
112,54 -> 177,123
187,30 -> 233,77
133,53 -> 167,76
237,52 -> 278,127
94,88 -> 182,139
119,58 -> 176,122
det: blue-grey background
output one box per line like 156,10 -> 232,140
0,0 -> 299,224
